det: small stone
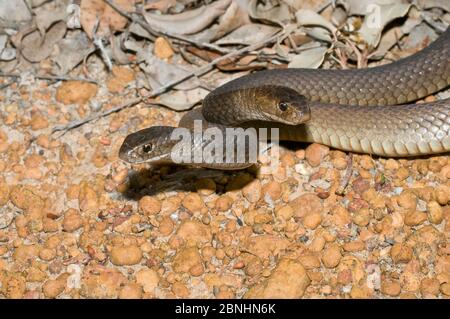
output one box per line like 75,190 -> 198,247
385,159 -> 399,170
305,143 -> 329,167
298,254 -> 321,269
420,278 -> 440,296
139,196 -> 162,216
154,37 -> 174,59
351,208 -> 371,227
397,191 -> 417,212
30,113 -> 49,130
172,282 -> 190,298
189,263 -> 205,277
381,279 -> 401,297
119,283 -> 143,299
56,81 -> 98,105
135,269 -> 159,293
275,205 -> 294,220
390,243 -> 413,264
173,247 -> 203,274
196,178 -> 216,195
215,195 -> 233,212
321,244 -> 341,268
359,155 -> 375,170
404,211 -> 427,226
176,220 -> 212,245
242,179 -> 262,203
110,245 -> 143,266
441,283 -> 450,296
0,180 -> 9,205
291,193 -> 323,219
159,216 -> 174,236
78,182 -> 99,212
244,258 -> 310,298
80,265 -> 127,298
262,181 -> 282,201
434,185 -> 449,205
181,193 -> 204,213
343,240 -> 365,252
427,201 -> 443,224
303,213 -> 322,230
62,208 -> 83,232
43,273 -> 69,298
106,66 -> 135,93
309,236 -> 326,252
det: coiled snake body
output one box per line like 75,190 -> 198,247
120,28 -> 450,168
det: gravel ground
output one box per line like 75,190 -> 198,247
0,49 -> 449,299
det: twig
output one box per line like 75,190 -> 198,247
51,31 -> 284,134
335,153 -> 353,195
91,18 -> 113,71
103,0 -> 230,54
0,79 -> 16,90
0,73 -> 98,84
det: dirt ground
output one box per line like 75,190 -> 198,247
0,0 -> 449,299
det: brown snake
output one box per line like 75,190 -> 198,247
120,28 -> 450,168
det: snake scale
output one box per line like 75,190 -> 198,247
120,28 -> 450,168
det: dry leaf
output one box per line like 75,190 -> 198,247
53,30 -> 95,74
80,0 -> 134,39
185,0 -> 250,43
248,0 -> 292,24
288,42 -> 328,68
0,0 -> 32,27
215,24 -> 280,45
295,9 -> 337,33
156,88 -> 209,111
416,0 -> 450,12
35,0 -> 70,35
21,21 -> 67,62
143,0 -> 231,35
140,54 -> 199,91
358,2 -> 411,47
337,0 -> 407,15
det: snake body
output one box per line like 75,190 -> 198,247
120,28 -> 450,167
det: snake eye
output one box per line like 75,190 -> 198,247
142,143 -> 153,153
278,102 -> 289,111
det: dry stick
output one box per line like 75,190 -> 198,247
103,0 -> 230,54
335,153 -> 353,195
0,73 -> 98,84
51,31 -> 284,134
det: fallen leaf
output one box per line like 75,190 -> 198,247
139,54 -> 199,90
416,0 -> 450,12
248,0 -> 292,24
288,42 -> 328,68
21,21 -> 67,62
337,0 -> 405,16
295,9 -> 337,33
0,0 -> 32,27
215,23 -> 280,45
34,0 -> 69,36
53,30 -> 95,74
155,88 -> 209,111
358,2 -> 412,47
143,0 -> 232,35
0,35 -> 16,61
110,33 -> 131,65
186,0 -> 249,43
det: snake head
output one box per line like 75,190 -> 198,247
255,86 -> 311,125
119,126 -> 180,164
